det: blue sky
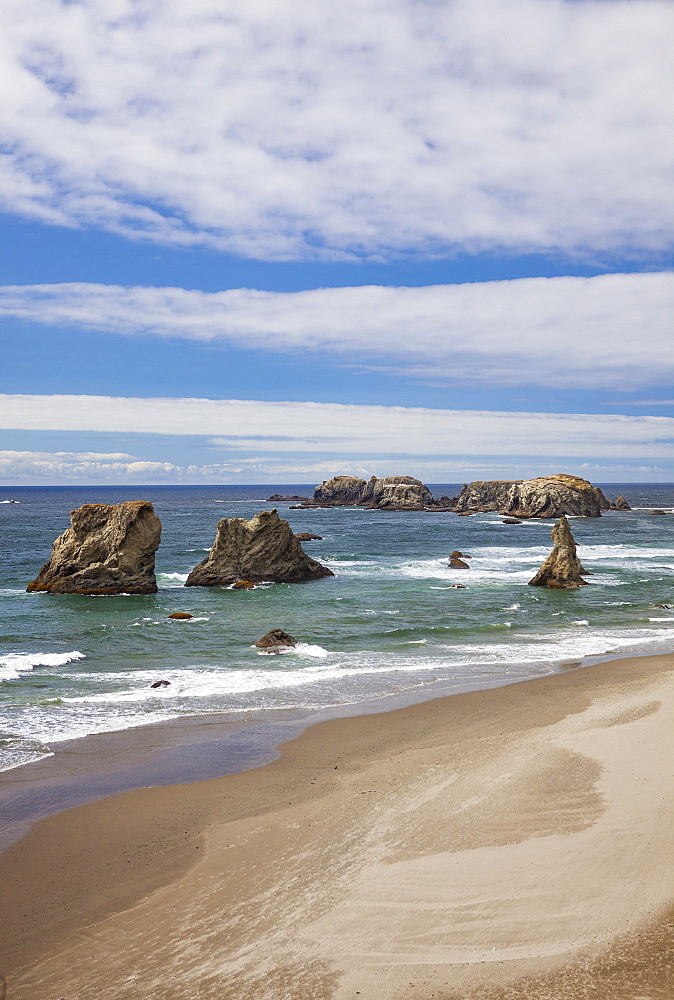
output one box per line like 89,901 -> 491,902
1,0 -> 673,485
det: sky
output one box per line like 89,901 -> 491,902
1,0 -> 673,486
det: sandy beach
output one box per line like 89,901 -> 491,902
1,650 -> 673,999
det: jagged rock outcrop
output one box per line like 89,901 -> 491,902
528,516 -> 588,589
313,475 -> 367,505
311,474 -> 435,509
613,496 -> 632,510
27,501 -> 161,594
255,629 -> 297,650
364,476 -> 435,509
185,510 -> 334,587
453,474 -> 609,518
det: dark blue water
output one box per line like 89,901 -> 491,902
1,483 -> 673,771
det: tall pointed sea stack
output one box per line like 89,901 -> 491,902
185,509 -> 334,587
528,516 -> 588,589
27,501 -> 161,594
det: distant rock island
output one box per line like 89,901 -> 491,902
27,500 -> 161,594
185,509 -> 334,587
289,472 -> 628,517
296,475 -> 452,511
452,474 -> 616,518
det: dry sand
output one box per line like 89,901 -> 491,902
1,651 -> 673,999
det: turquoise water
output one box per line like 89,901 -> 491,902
1,483 -> 673,771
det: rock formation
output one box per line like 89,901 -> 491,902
453,474 -> 610,518
27,501 -> 161,594
266,494 -> 311,502
449,556 -> 469,569
295,532 -> 323,540
613,496 -> 632,510
313,475 -> 367,505
231,580 -> 256,589
185,510 -> 334,587
528,516 -> 588,589
310,474 -> 436,509
651,509 -> 667,515
168,612 -> 193,619
255,629 -> 296,650
502,518 -> 522,524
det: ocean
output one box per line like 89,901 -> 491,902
1,483 -> 673,773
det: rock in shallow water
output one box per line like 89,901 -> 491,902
255,629 -> 296,650
167,612 -> 193,619
27,500 -> 161,594
185,509 -> 334,587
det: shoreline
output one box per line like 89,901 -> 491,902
2,648 -> 674,998
0,645 -> 661,852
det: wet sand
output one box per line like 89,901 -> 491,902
1,650 -> 673,999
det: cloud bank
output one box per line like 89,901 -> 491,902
1,395 -> 672,462
1,0 -> 672,258
1,273 -> 673,389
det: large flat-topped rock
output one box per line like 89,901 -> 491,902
453,474 -> 610,518
313,474 -> 435,509
27,501 -> 161,594
185,509 -> 334,587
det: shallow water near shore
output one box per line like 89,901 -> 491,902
1,482 -> 673,773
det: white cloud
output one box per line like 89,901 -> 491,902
1,395 -> 672,463
1,273 -> 673,389
0,450 -> 181,482
1,0 -> 672,258
1,447 -> 670,486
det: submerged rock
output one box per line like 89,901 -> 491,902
27,501 -> 161,594
168,612 -> 193,619
231,580 -> 256,590
185,509 -> 334,587
295,532 -> 323,541
150,680 -> 171,688
266,494 -> 311,502
651,509 -> 667,515
453,474 -> 609,518
528,516 -> 588,589
502,518 -> 522,524
255,629 -> 296,650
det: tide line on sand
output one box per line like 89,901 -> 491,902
1,649 -> 673,1000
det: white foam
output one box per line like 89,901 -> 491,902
157,572 -> 189,588
0,650 -> 85,681
258,642 -> 330,658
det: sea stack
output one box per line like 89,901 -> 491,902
528,516 -> 588,589
27,501 -> 161,594
185,509 -> 334,587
